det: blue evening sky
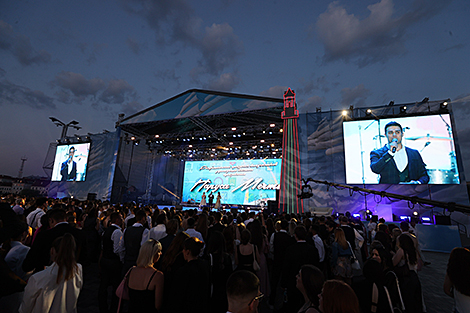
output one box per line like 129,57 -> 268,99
0,0 -> 469,177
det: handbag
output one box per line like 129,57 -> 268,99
116,267 -> 133,300
384,271 -> 406,313
348,242 -> 361,270
252,245 -> 260,271
116,267 -> 134,312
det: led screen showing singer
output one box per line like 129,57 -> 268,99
343,114 -> 459,184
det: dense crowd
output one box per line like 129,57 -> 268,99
0,194 -> 469,313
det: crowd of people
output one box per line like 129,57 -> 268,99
0,194 -> 469,313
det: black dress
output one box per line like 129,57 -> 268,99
128,270 -> 158,313
236,244 -> 255,273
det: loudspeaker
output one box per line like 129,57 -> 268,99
266,200 -> 279,215
434,215 -> 451,225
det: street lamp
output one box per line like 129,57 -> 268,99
49,117 -> 82,139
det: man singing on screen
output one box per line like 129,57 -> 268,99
370,121 -> 429,184
60,146 -> 77,181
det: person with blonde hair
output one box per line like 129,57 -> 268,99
330,228 -> 353,285
127,239 -> 164,313
19,233 -> 83,313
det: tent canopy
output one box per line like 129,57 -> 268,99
118,89 -> 285,158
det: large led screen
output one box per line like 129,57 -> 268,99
343,114 -> 459,184
51,143 -> 91,182
182,159 -> 281,205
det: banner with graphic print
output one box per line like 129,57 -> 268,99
182,159 -> 281,205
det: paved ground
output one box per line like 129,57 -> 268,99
78,251 -> 455,313
418,251 -> 454,313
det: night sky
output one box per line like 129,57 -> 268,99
1,0 -> 469,177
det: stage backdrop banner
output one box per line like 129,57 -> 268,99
182,159 -> 281,205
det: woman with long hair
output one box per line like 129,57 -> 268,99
196,213 -> 209,241
126,239 -> 164,313
330,228 -> 353,285
223,224 -> 237,270
235,229 -> 260,273
392,234 -> 423,313
296,265 -> 325,313
444,247 -> 470,313
205,231 -> 233,313
319,279 -> 360,313
19,233 -> 83,313
249,218 -> 270,295
159,231 -> 190,273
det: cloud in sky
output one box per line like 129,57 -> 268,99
0,20 -> 52,66
126,37 -> 144,55
259,86 -> 288,99
121,0 -> 243,82
341,84 -> 371,106
300,95 -> 323,113
315,0 -> 449,67
100,79 -> 137,104
206,72 -> 241,92
51,71 -> 137,106
298,75 -> 331,95
120,100 -> 144,116
0,80 -> 56,109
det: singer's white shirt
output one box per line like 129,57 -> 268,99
389,146 -> 408,172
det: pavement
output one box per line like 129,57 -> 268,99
78,251 -> 455,313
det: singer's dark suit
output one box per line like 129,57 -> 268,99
370,145 -> 429,184
60,160 -> 77,181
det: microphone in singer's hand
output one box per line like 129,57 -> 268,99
391,138 -> 398,153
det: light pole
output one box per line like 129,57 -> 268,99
49,117 -> 82,139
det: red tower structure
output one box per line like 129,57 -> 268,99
279,88 -> 303,214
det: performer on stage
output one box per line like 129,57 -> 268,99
200,192 -> 207,207
214,192 -> 221,210
370,121 -> 429,184
60,146 -> 77,181
208,192 -> 214,208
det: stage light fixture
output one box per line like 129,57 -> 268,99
421,216 -> 431,223
260,140 -> 265,143
155,135 -> 159,138
270,124 -> 275,127
342,110 -> 348,117
229,142 -> 233,145
366,209 -> 372,215
400,105 -> 407,114
231,127 -> 237,131
280,129 -> 283,132
189,145 -> 192,148
440,101 -> 449,110
366,109 -> 372,116
412,211 -> 419,216
352,213 -> 361,219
